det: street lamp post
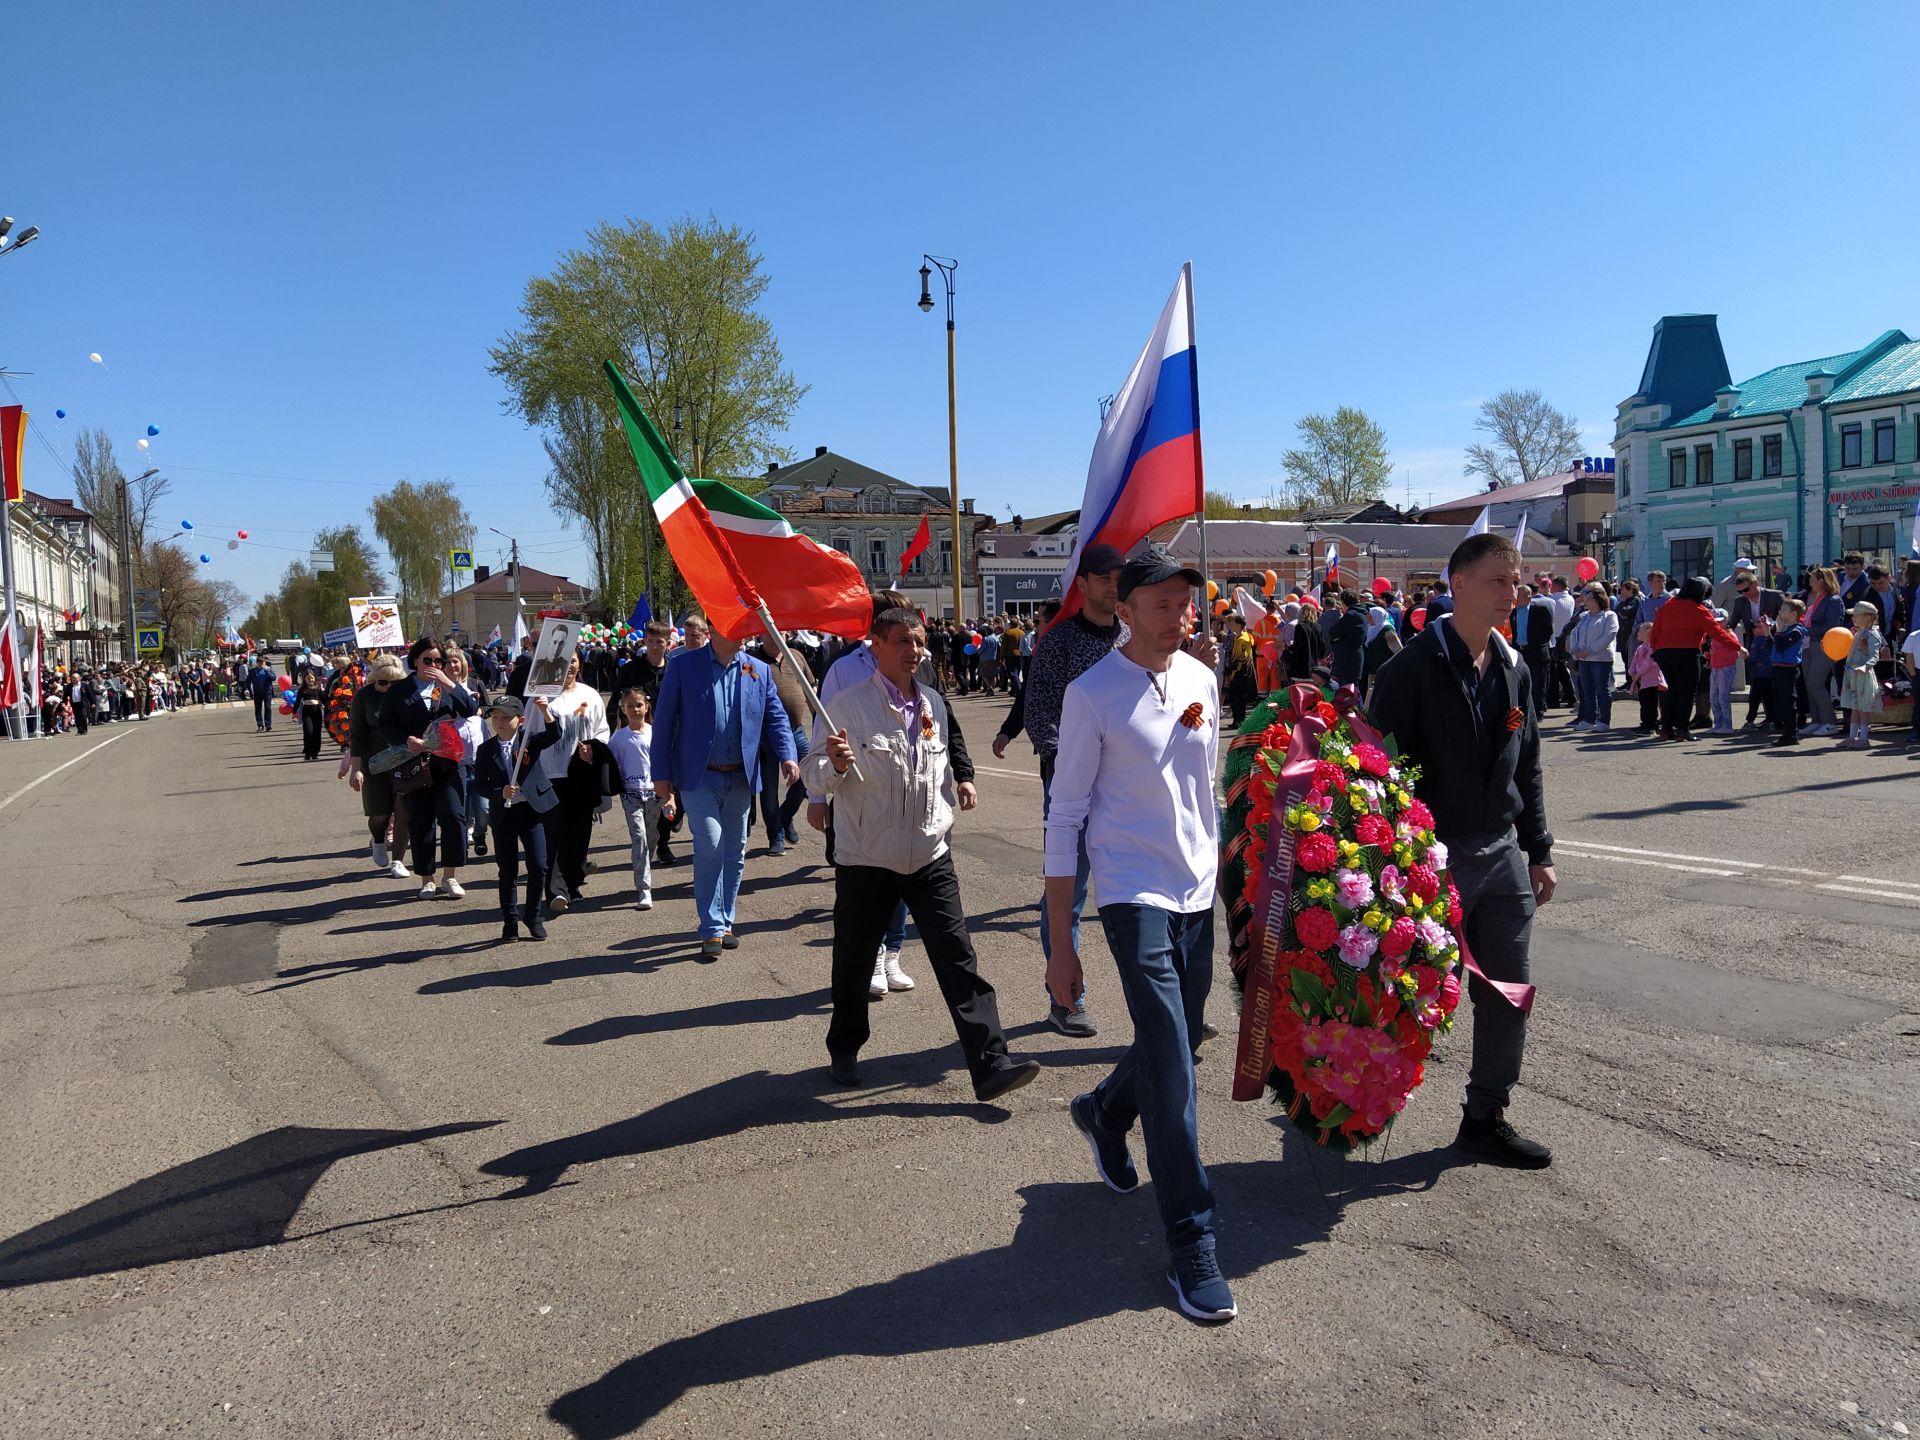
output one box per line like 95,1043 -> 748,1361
0,213 -> 43,739
1835,501 -> 1848,561
1365,538 -> 1379,586
918,255 -> 965,624
1304,521 -> 1320,592
1601,511 -> 1615,581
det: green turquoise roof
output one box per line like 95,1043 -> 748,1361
1828,338 -> 1920,405
1668,348 -> 1864,427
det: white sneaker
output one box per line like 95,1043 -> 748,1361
636,893 -> 653,911
883,946 -> 914,991
869,948 -> 888,1000
418,881 -> 439,900
388,859 -> 412,879
439,877 -> 465,899
372,840 -> 390,869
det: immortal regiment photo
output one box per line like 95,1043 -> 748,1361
2,14 -> 1915,1436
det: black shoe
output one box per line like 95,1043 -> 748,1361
524,914 -> 548,941
1069,1092 -> 1139,1193
1454,1106 -> 1552,1169
768,836 -> 787,857
829,1053 -> 860,1087
974,1059 -> 1042,1104
499,919 -> 519,943
1771,736 -> 1799,748
783,824 -> 800,845
721,930 -> 740,950
1046,998 -> 1098,1038
655,848 -> 677,867
473,836 -> 487,857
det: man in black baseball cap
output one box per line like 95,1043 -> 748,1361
1116,542 -> 1204,599
1076,541 -> 1127,579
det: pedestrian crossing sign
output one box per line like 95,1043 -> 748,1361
450,548 -> 474,571
136,627 -> 165,655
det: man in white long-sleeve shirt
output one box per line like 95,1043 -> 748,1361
521,653 -> 610,912
1043,543 -> 1234,1324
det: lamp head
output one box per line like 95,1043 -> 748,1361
917,263 -> 934,313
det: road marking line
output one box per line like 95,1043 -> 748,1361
1552,849 -> 1739,877
1832,874 -> 1920,892
1556,839 -> 1766,868
0,728 -> 137,814
976,765 -> 1042,782
1816,883 -> 1920,906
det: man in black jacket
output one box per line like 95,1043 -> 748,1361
1366,531 -> 1556,1169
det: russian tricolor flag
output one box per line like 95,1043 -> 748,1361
1054,266 -> 1203,623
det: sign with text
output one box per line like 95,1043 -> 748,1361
321,626 -> 357,649
348,596 -> 405,650
525,617 -> 583,697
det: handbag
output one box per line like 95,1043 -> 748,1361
392,755 -> 431,794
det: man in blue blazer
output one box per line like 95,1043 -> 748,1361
652,618 -> 799,960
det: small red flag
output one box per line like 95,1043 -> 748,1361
899,514 -> 932,578
1,405 -> 26,503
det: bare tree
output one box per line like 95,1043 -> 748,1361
1463,389 -> 1583,488
71,426 -> 171,564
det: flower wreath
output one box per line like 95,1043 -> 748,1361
1221,683 -> 1466,1151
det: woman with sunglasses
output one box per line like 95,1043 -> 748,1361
383,636 -> 480,899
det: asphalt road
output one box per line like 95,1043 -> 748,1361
1,697 -> 1915,1439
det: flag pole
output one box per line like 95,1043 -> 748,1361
750,600 -> 863,784
1183,261 -> 1210,625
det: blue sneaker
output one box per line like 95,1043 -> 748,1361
1167,1242 -> 1236,1323
1069,1093 -> 1138,1194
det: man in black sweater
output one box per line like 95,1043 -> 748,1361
1366,531 -> 1556,1169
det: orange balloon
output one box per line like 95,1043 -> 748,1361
1212,598 -> 1229,616
1820,627 -> 1853,662
1205,580 -> 1219,600
1261,570 -> 1278,596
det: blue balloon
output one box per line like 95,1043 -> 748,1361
54,408 -> 66,419
964,642 -> 978,656
180,519 -> 194,530
146,424 -> 160,437
198,553 -> 211,564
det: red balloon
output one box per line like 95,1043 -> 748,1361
237,530 -> 250,540
1369,576 -> 1392,597
1575,556 -> 1600,582
1410,606 -> 1428,631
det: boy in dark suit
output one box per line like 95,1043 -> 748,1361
472,695 -> 561,941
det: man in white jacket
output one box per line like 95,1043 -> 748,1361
808,608 -> 1039,1103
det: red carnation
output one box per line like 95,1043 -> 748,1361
1411,964 -> 1441,997
1314,702 -> 1339,725
1407,864 -> 1440,904
1261,721 -> 1293,752
1284,948 -> 1336,986
1405,798 -> 1435,830
1294,906 -> 1340,952
1447,882 -> 1463,928
1354,743 -> 1391,777
1297,833 -> 1339,874
1354,814 -> 1394,849
1438,971 -> 1462,1016
1380,916 -> 1416,958
1312,760 -> 1347,794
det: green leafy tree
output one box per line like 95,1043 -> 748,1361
370,479 -> 472,639
1280,408 -> 1391,510
490,214 -> 805,616
1463,388 -> 1583,488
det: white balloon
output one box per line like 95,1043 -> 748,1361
137,438 -> 149,449
88,352 -> 103,364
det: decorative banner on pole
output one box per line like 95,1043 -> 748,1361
0,405 -> 25,502
348,596 -> 404,650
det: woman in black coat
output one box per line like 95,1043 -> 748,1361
381,636 -> 478,900
1327,592 -> 1367,689
1284,601 -> 1327,682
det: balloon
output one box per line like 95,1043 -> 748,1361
1370,577 -> 1393,597
964,643 -> 978,656
88,352 -> 103,364
146,424 -> 160,437
1575,556 -> 1600,583
1205,580 -> 1219,600
137,438 -> 149,449
237,529 -> 249,540
1820,628 -> 1853,662
54,408 -> 66,419
227,539 -> 238,550
1212,599 -> 1229,616
1261,570 -> 1277,596
180,519 -> 193,530
198,553 -> 211,564
1410,606 -> 1428,631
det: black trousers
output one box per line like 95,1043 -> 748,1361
827,851 -> 1010,1083
1522,651 -> 1551,716
254,695 -> 273,729
74,703 -> 88,736
490,803 -> 550,919
1451,836 -> 1534,1119
547,774 -> 596,896
407,763 -> 468,874
1653,648 -> 1700,735
1772,666 -> 1801,743
300,706 -> 324,758
1744,673 -> 1771,726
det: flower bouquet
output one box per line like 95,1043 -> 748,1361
1221,683 -> 1465,1151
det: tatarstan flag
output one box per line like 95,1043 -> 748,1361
604,362 -> 870,643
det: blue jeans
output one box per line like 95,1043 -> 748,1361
464,767 -> 491,842
1090,902 -> 1216,1253
686,771 -> 753,938
1575,660 -> 1612,726
1038,758 -> 1091,967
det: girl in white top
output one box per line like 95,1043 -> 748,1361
610,688 -> 674,909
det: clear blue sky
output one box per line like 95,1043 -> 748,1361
8,1 -> 1918,615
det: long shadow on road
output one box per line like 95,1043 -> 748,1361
546,1139 -> 1462,1438
545,989 -> 833,1047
